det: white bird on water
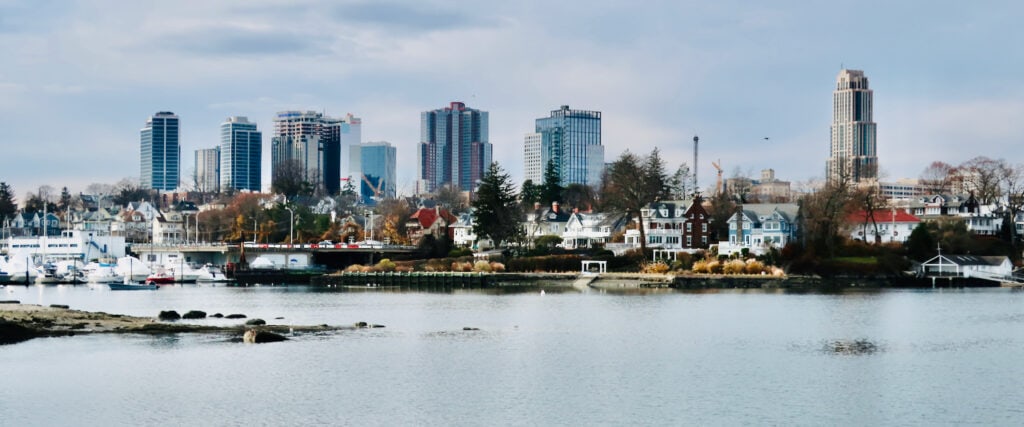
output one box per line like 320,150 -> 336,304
540,289 -> 545,295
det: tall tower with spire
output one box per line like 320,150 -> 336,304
827,69 -> 877,184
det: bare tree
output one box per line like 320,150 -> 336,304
799,173 -> 855,257
919,161 -> 955,194
434,184 -> 468,214
851,184 -> 886,244
600,149 -> 673,254
957,156 -> 1004,204
998,162 -> 1024,245
272,159 -> 313,199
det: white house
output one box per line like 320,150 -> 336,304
562,212 -> 627,249
919,254 -> 1012,278
152,211 -> 185,244
846,209 -> 921,244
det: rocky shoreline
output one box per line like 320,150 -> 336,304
0,301 -> 371,345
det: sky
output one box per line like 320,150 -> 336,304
2,0 -> 1023,200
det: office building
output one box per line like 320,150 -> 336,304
417,102 -> 490,194
220,116 -> 262,192
352,141 -> 396,204
271,111 -> 341,195
828,69 -> 878,184
524,105 -> 603,186
337,113 -> 362,183
140,111 -> 180,191
194,147 -> 220,193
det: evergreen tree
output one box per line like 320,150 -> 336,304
0,182 -> 16,221
519,179 -> 541,210
58,186 -> 73,213
472,162 -> 523,247
905,222 -> 936,261
540,160 -> 563,205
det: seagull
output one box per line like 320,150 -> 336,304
763,137 -> 771,141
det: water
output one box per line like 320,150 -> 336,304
3,284 -> 1024,426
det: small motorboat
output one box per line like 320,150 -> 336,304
145,271 -> 176,285
109,281 -> 158,290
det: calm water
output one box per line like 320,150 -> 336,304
2,284 -> 1024,426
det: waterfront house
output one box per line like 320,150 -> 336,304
10,212 -> 60,237
406,206 -> 457,243
523,202 -> 572,243
450,210 -> 494,249
624,197 -> 715,251
561,211 -> 628,249
74,208 -> 116,236
152,211 -> 185,244
901,194 -> 1003,236
919,254 -> 1012,279
719,203 -> 799,256
846,209 -> 921,244
126,201 -> 160,222
114,209 -> 151,243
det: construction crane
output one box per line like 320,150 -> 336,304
361,173 -> 385,200
712,160 -> 723,196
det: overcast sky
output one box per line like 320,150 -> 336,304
2,0 -> 1022,199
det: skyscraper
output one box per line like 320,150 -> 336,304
194,147 -> 220,193
417,102 -> 491,194
220,116 -> 262,192
337,113 -> 362,183
828,69 -> 877,184
524,105 -> 603,187
354,141 -> 396,204
271,111 -> 341,195
140,111 -> 180,191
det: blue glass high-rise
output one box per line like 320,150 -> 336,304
220,116 -> 262,192
357,141 -> 396,204
140,111 -> 180,191
526,105 -> 602,186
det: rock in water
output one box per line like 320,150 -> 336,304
245,318 -> 266,326
225,314 -> 246,319
157,310 -> 181,321
243,329 -> 287,343
210,313 -> 224,318
182,310 -> 207,319
0,320 -> 38,345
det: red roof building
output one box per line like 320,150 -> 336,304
846,209 -> 921,243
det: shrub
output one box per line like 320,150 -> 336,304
722,259 -> 746,274
473,260 -> 492,272
448,248 -> 473,258
708,260 -> 723,274
375,258 -> 396,272
489,262 -> 505,272
692,259 -> 710,274
641,262 -> 670,274
344,264 -> 363,272
744,259 -> 766,275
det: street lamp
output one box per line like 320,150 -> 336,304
285,207 -> 294,246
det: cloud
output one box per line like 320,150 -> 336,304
330,1 -> 488,32
160,26 -> 328,56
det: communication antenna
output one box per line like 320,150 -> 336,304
692,135 -> 699,196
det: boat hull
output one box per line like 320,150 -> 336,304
109,283 -> 158,290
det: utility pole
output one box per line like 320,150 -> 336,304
285,207 -> 294,246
